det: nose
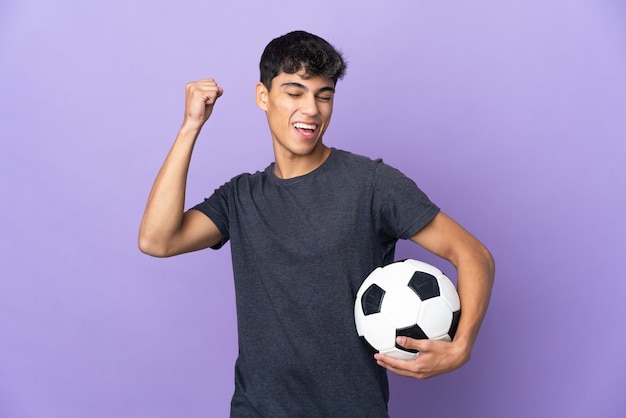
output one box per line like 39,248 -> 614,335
301,93 -> 319,116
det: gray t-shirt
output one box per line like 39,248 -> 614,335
193,148 -> 439,417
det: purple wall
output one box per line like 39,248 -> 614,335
1,1 -> 624,417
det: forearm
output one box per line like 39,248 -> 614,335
451,245 -> 495,356
138,125 -> 200,255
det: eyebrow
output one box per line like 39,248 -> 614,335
280,82 -> 335,94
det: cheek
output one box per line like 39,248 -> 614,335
321,107 -> 333,124
266,108 -> 293,134
269,101 -> 293,119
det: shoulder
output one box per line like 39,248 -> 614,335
331,148 -> 409,181
328,148 -> 385,175
218,164 -> 272,191
331,148 -> 380,165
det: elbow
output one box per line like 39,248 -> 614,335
457,240 -> 495,284
138,233 -> 172,258
480,244 -> 496,283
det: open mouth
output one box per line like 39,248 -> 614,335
293,122 -> 318,137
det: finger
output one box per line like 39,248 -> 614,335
374,353 -> 404,370
190,78 -> 217,88
187,80 -> 222,97
374,353 -> 430,379
204,86 -> 223,103
188,85 -> 222,106
395,336 -> 430,352
203,85 -> 223,102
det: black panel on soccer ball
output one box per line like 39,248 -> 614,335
408,271 -> 440,301
449,310 -> 461,339
396,324 -> 428,353
361,284 -> 386,315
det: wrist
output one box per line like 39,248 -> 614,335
451,335 -> 473,361
178,122 -> 202,141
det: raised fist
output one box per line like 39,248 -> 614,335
183,78 -> 223,130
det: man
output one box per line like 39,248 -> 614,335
139,30 -> 494,417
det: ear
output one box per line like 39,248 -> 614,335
255,82 -> 268,111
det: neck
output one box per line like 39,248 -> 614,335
273,145 -> 331,179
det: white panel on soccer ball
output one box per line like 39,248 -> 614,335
403,259 -> 442,277
380,289 -> 420,329
431,334 -> 452,342
417,299 -> 453,339
378,263 -> 415,289
380,346 -> 417,360
354,304 -> 366,336
357,267 -> 384,297
436,274 -> 461,311
361,313 -> 397,351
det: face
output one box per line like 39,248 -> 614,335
256,70 -> 335,161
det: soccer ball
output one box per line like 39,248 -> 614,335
354,259 -> 461,360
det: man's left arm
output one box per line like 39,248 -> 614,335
374,211 -> 495,379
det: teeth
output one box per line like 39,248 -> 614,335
294,122 -> 317,130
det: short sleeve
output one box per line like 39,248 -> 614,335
191,183 -> 231,249
371,161 -> 440,240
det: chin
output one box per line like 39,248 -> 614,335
277,138 -> 322,157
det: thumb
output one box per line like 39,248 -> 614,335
396,336 -> 428,351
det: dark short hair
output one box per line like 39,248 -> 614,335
259,30 -> 347,90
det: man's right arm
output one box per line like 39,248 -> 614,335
138,79 -> 224,257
